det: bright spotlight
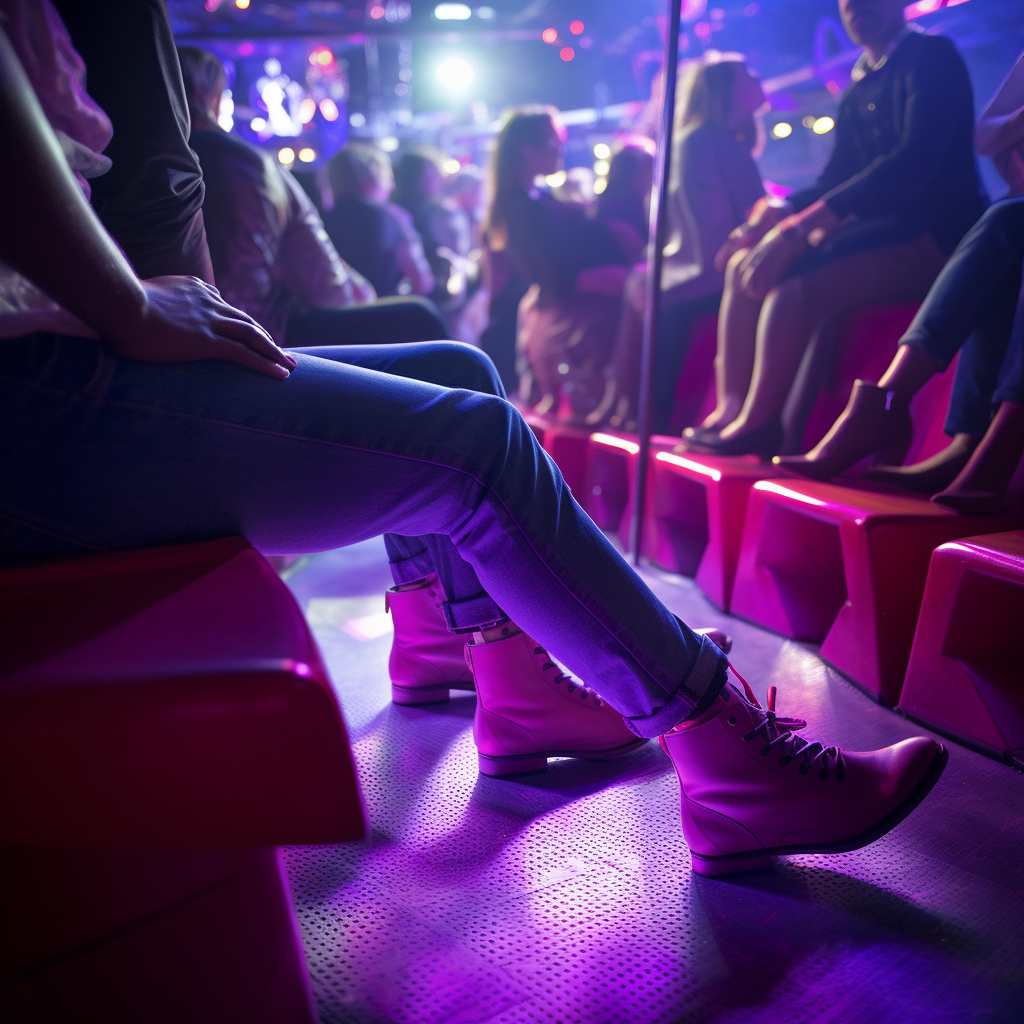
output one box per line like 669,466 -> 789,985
299,97 -> 316,123
542,27 -> 558,44
443,157 -> 462,174
319,98 -> 339,121
570,20 -> 584,34
434,3 -> 471,18
559,46 -> 574,62
436,56 -> 474,90
264,58 -> 281,76
379,136 -> 400,152
771,122 -> 792,138
593,159 -> 609,176
593,178 -> 607,194
812,116 -> 835,134
477,6 -> 495,17
298,148 -> 316,163
235,0 -> 249,8
802,114 -> 816,128
250,116 -> 267,132
544,170 -> 566,188
593,142 -> 611,159
349,112 -> 366,127
278,147 -> 295,164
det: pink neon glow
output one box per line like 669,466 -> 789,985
905,0 -> 969,19
591,433 -> 640,456
753,480 -> 828,507
655,451 -> 722,482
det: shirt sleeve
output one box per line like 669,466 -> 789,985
819,37 -> 974,221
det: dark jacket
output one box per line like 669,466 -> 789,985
789,28 -> 987,255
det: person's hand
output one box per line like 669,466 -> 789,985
735,221 -> 808,300
714,197 -> 790,272
110,276 -> 296,378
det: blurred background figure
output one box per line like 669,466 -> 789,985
595,137 -> 656,263
485,107 -> 633,420
323,143 -> 434,299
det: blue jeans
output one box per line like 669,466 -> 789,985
0,334 -> 726,737
902,198 -> 1024,436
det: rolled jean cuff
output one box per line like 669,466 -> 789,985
623,633 -> 729,738
900,331 -> 956,373
442,591 -> 509,634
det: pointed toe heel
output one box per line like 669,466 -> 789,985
689,851 -> 775,878
477,752 -> 548,777
391,682 -> 451,705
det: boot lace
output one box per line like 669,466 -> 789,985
534,646 -> 606,706
730,666 -> 845,782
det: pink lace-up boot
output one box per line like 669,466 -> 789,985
467,631 -> 646,777
386,577 -> 475,705
660,672 -> 947,877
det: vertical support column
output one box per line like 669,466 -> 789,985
629,0 -> 683,563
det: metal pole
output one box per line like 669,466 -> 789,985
629,0 -> 683,564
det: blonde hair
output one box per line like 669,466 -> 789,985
676,54 -> 759,153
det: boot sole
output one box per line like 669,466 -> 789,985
689,742 -> 949,878
391,681 -> 476,706
478,738 -> 648,778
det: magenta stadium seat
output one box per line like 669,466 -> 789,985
641,304 -> 927,612
899,531 -> 1024,765
0,538 -> 364,1023
667,311 -> 719,434
541,421 -> 593,496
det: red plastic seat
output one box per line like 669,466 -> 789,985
899,531 -> 1024,765
642,303 -> 924,610
0,538 -> 364,1023
541,421 -> 594,496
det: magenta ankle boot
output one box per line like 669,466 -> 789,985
386,577 -> 475,705
467,631 -> 646,777
660,674 -> 947,877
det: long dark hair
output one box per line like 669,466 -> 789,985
484,106 -> 560,251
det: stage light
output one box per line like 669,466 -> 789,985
826,80 -> 841,95
299,97 -> 316,123
771,122 -> 792,138
593,142 -> 611,159
802,115 -> 817,128
205,0 -> 221,11
812,116 -> 835,134
250,116 -> 267,131
319,98 -> 339,121
570,20 -> 584,34
477,6 -> 495,17
349,112 -> 366,127
542,27 -> 558,44
278,147 -> 295,164
298,148 -> 316,163
434,3 -> 471,18
316,49 -> 334,66
235,0 -> 249,8
560,46 -> 574,62
436,56 -> 474,90
380,136 -> 400,152
264,58 -> 281,76
593,159 -> 609,176
370,5 -> 385,19
443,158 -> 462,174
593,178 -> 607,194
544,170 -> 566,188
218,90 -> 234,132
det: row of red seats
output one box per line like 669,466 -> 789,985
523,304 -> 1024,767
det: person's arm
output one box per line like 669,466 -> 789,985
0,25 -> 293,378
976,48 -> 1024,195
390,204 -> 435,295
278,169 -> 376,307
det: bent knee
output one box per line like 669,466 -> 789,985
445,343 -> 505,397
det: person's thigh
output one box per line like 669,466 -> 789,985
286,297 -> 449,348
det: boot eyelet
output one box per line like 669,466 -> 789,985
728,716 -> 737,726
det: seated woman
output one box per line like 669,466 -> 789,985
685,1 -> 986,458
178,47 -> 448,347
0,2 -> 945,879
489,107 -> 633,420
322,143 -> 434,299
590,55 -> 767,433
595,137 -> 656,264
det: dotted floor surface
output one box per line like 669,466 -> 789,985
281,538 -> 1024,1024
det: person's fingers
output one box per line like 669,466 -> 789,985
215,315 -> 296,368
204,335 -> 292,378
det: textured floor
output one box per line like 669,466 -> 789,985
281,538 -> 1024,1024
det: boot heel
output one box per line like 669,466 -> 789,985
689,851 -> 774,878
477,752 -> 547,777
391,683 -> 450,706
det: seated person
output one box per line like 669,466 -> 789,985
686,0 -> 987,458
178,47 -> 448,347
486,107 -> 633,420
0,0 -> 948,879
322,143 -> 434,299
591,56 -> 767,432
595,137 -> 656,262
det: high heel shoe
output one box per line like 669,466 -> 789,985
774,380 -> 912,480
684,419 -> 783,460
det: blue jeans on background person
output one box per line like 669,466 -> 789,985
0,334 -> 726,737
902,198 -> 1024,436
